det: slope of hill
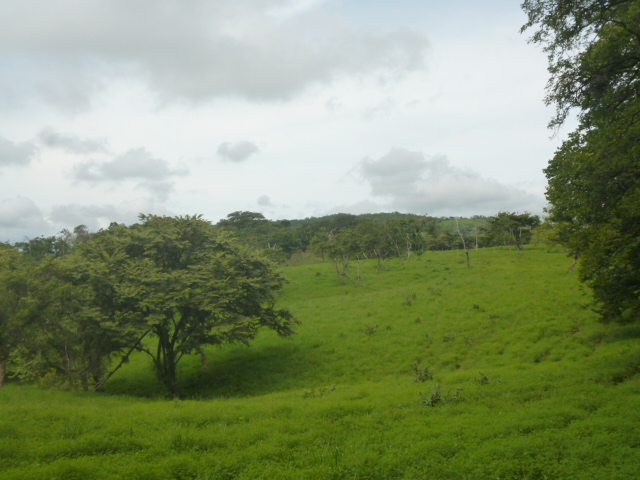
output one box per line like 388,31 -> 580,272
1,247 -> 639,479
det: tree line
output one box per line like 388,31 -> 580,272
215,210 -> 541,263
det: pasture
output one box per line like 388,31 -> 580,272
1,247 -> 639,479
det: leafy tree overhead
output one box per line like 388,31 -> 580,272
522,0 -> 640,322
521,0 -> 640,132
72,214 -> 298,397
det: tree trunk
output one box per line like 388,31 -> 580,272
333,258 -> 344,284
456,219 -> 470,267
568,254 -> 579,273
94,331 -> 150,392
154,329 -> 180,398
159,349 -> 179,398
0,359 -> 6,388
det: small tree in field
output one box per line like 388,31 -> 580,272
482,212 -> 541,251
73,214 -> 298,397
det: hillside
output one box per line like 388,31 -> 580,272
1,247 -> 639,479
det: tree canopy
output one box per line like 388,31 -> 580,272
522,0 -> 640,322
6,215 -> 298,397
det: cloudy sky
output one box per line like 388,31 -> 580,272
0,0 -> 563,242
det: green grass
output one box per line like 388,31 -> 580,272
1,247 -> 640,479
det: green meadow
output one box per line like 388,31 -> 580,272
1,247 -> 640,479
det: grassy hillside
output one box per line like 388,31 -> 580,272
1,247 -> 639,479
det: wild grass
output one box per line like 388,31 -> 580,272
1,247 -> 640,479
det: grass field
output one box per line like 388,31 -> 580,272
1,247 -> 640,479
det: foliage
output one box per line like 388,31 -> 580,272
4,215 -> 298,397
14,225 -> 93,260
0,249 -> 96,389
412,360 -> 433,382
217,211 -> 307,262
218,212 -> 493,263
71,214 -> 298,397
522,0 -> 640,322
532,220 -> 564,251
481,212 -> 541,250
521,0 -> 640,131
0,248 -> 28,387
420,383 -> 442,407
7,246 -> 142,391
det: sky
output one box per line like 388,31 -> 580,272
0,0 -> 564,243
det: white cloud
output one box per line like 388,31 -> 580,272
70,148 -> 188,201
136,181 -> 176,202
359,148 -> 428,197
326,199 -> 383,216
356,148 -> 544,216
362,97 -> 396,119
73,148 -> 186,182
257,194 -> 273,206
218,141 -> 260,162
0,197 -> 50,241
50,198 -> 172,232
37,128 -> 108,154
49,204 -> 117,230
0,1 -> 556,243
0,135 -> 37,167
0,0 -> 428,110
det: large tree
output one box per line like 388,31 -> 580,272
72,214 -> 298,397
522,0 -> 640,322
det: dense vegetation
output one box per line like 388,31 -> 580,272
1,247 -> 639,479
522,0 -> 640,323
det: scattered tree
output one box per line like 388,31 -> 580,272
481,212 -> 541,251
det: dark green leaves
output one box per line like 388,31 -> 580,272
73,214 -> 298,396
523,0 -> 640,322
